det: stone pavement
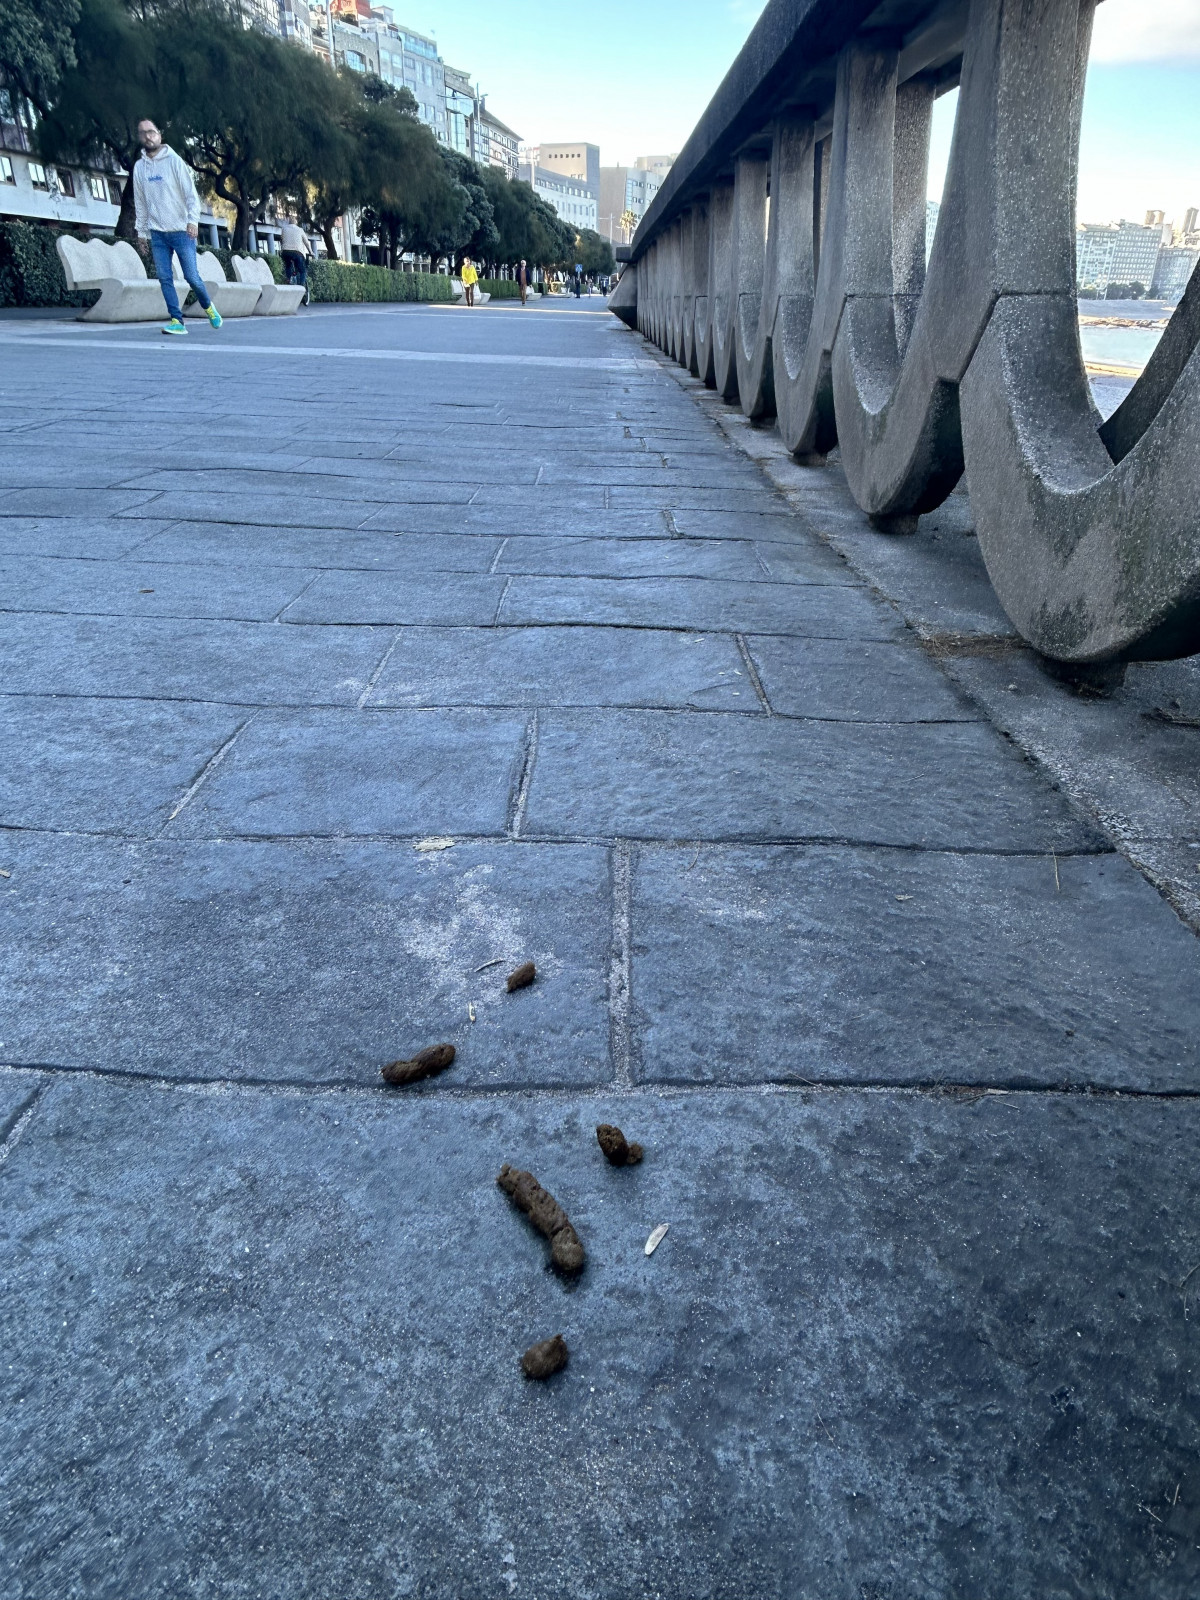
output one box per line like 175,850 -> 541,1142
1,299 -> 1198,1599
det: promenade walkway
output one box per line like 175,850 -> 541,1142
1,298 -> 1198,1598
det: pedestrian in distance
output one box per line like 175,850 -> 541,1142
280,220 -> 312,305
461,255 -> 478,307
574,262 -> 583,298
133,119 -> 221,337
518,258 -> 528,306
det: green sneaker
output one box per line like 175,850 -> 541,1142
205,303 -> 223,329
162,318 -> 187,336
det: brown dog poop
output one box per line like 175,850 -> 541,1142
596,1124 -> 643,1166
497,1164 -> 585,1274
521,1334 -> 569,1380
380,1043 -> 455,1086
506,961 -> 536,992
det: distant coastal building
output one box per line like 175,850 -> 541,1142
518,142 -> 599,231
1152,246 -> 1199,302
598,155 -> 677,243
1077,219 -> 1162,296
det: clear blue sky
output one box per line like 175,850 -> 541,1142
419,0 -> 1198,226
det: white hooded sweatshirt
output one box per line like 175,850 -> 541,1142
133,145 -> 201,237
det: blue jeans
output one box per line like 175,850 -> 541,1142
149,230 -> 211,320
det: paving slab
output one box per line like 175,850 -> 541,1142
455,507 -> 671,540
0,554 -> 313,622
745,635 -> 975,720
0,696 -> 245,834
166,708 -> 528,839
118,491 -> 374,530
495,533 -> 852,582
365,625 -> 754,710
0,838 -> 611,1086
0,613 -> 395,707
1,1076 -> 1197,1600
283,569 -> 507,626
498,575 -> 894,635
117,467 -> 480,506
665,507 -> 803,539
0,517 -> 172,560
130,521 -> 501,572
629,843 -> 1200,1090
0,486 -> 160,518
524,708 -> 1103,848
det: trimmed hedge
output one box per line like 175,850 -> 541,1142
305,260 -> 453,303
479,278 -> 522,299
0,222 -> 95,308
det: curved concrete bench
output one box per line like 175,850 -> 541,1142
56,236 -> 167,323
230,256 -> 304,315
451,278 -> 491,304
177,252 -> 261,319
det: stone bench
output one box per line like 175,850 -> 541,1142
178,252 -> 261,319
56,236 -> 167,323
450,278 -> 491,304
230,256 -> 305,315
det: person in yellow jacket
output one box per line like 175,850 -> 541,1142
460,256 -> 479,307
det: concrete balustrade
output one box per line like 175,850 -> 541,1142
612,0 -> 1200,667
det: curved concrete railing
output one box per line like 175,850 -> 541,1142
613,0 -> 1200,667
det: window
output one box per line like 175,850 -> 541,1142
89,174 -> 107,201
108,178 -> 124,206
28,162 -> 49,190
56,168 -> 75,197
0,156 -> 13,185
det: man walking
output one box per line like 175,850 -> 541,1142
280,219 -> 311,304
133,119 -> 222,337
517,258 -> 528,306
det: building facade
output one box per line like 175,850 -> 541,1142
477,107 -> 521,179
1076,222 -> 1118,291
1107,220 -> 1162,293
444,66 -> 477,159
597,165 -> 662,243
1152,246 -> 1199,302
517,163 -> 596,231
523,143 -> 599,196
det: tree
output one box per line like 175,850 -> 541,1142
168,5 -> 346,248
0,0 -> 79,110
32,0 -> 163,240
479,170 -> 573,270
571,227 -> 615,277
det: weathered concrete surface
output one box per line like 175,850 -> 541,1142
1,300 -> 1199,1598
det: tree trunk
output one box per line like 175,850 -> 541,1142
322,222 -> 340,261
114,170 -> 137,241
231,195 -> 250,251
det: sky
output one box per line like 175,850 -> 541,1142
419,0 -> 1198,226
